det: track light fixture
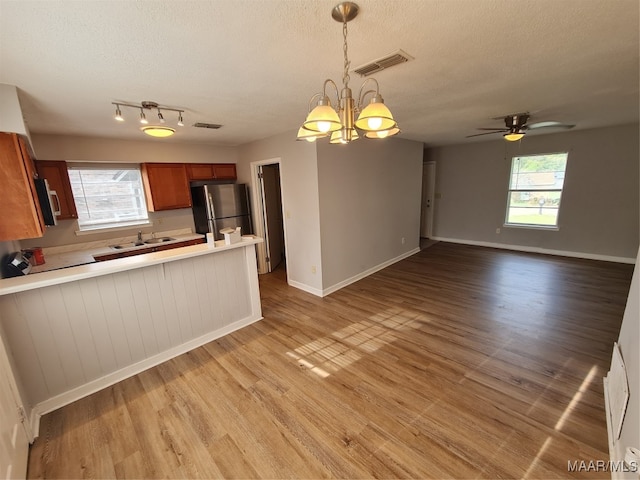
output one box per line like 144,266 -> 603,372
111,101 -> 185,138
297,2 -> 400,144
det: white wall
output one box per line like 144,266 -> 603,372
428,124 -> 639,261
237,130 -> 323,294
317,137 -> 423,292
610,247 -> 639,478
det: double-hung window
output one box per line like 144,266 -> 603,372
505,153 -> 568,228
68,164 -> 149,232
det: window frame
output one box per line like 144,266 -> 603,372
67,163 -> 151,234
504,152 -> 569,230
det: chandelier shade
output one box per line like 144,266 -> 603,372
355,95 -> 397,132
298,2 -> 400,145
296,126 -> 328,142
302,96 -> 343,133
364,126 -> 400,139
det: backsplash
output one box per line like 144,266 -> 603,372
19,208 -> 196,250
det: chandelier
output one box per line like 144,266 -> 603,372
297,2 -> 399,144
111,101 -> 185,138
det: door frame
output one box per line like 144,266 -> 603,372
421,161 -> 436,238
249,157 -> 289,276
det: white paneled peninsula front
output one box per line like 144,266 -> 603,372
0,238 -> 262,437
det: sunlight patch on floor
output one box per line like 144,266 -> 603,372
554,364 -> 598,431
286,307 -> 422,378
523,436 -> 553,479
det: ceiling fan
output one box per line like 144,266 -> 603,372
467,112 -> 575,141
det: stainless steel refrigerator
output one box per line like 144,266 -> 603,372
191,183 -> 253,240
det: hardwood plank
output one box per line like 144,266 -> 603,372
27,243 -> 633,478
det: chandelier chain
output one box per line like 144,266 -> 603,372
342,21 -> 350,89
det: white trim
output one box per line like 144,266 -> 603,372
28,312 -> 263,439
75,220 -> 153,236
287,279 -> 324,297
287,248 -> 421,297
249,158 -> 289,279
603,377 -> 624,480
431,236 -> 636,264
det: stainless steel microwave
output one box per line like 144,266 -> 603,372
34,178 -> 60,226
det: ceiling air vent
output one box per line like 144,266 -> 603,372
353,49 -> 413,77
193,122 -> 223,129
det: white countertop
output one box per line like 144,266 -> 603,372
0,236 -> 263,296
29,233 -> 205,273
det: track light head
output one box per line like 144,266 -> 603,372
139,109 -> 148,125
157,110 -> 165,123
177,112 -> 184,127
114,104 -> 124,122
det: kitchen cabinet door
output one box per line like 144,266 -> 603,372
35,160 -> 78,220
187,163 -> 216,180
141,163 -> 191,211
0,133 -> 45,240
187,163 -> 237,181
212,163 -> 237,179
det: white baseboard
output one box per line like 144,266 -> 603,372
322,247 -> 421,297
431,237 -> 636,264
28,313 -> 263,439
287,279 -> 324,297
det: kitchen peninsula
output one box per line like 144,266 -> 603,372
0,237 -> 262,438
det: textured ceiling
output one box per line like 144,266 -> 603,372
1,0 -> 638,147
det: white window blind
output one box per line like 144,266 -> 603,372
68,165 -> 149,231
505,153 -> 568,228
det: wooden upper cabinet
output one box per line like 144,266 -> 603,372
140,163 -> 191,211
186,163 -> 237,181
212,163 -> 237,180
0,133 -> 45,240
35,160 -> 78,220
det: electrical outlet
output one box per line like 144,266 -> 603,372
496,228 -> 501,234
401,237 -> 406,245
311,265 -> 316,274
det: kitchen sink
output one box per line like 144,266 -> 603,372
110,242 -> 145,250
109,237 -> 174,250
144,237 -> 174,244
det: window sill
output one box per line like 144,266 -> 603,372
503,223 -> 559,231
75,220 -> 153,236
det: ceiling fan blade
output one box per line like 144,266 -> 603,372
466,131 -> 504,138
476,128 -> 509,131
527,121 -> 575,130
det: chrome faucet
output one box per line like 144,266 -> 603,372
137,230 -> 143,244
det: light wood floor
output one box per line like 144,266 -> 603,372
27,243 -> 634,479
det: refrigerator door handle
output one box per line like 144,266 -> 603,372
206,192 -> 217,221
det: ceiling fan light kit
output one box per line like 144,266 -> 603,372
297,2 -> 400,144
111,101 -> 185,138
467,112 -> 575,142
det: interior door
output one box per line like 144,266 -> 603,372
0,335 -> 29,479
420,161 -> 436,238
258,164 -> 284,272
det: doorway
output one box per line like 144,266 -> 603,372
250,159 -> 286,275
420,161 -> 436,239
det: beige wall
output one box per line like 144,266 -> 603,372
317,137 -> 424,291
428,124 -> 640,261
237,130 -> 323,294
32,133 -> 238,164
